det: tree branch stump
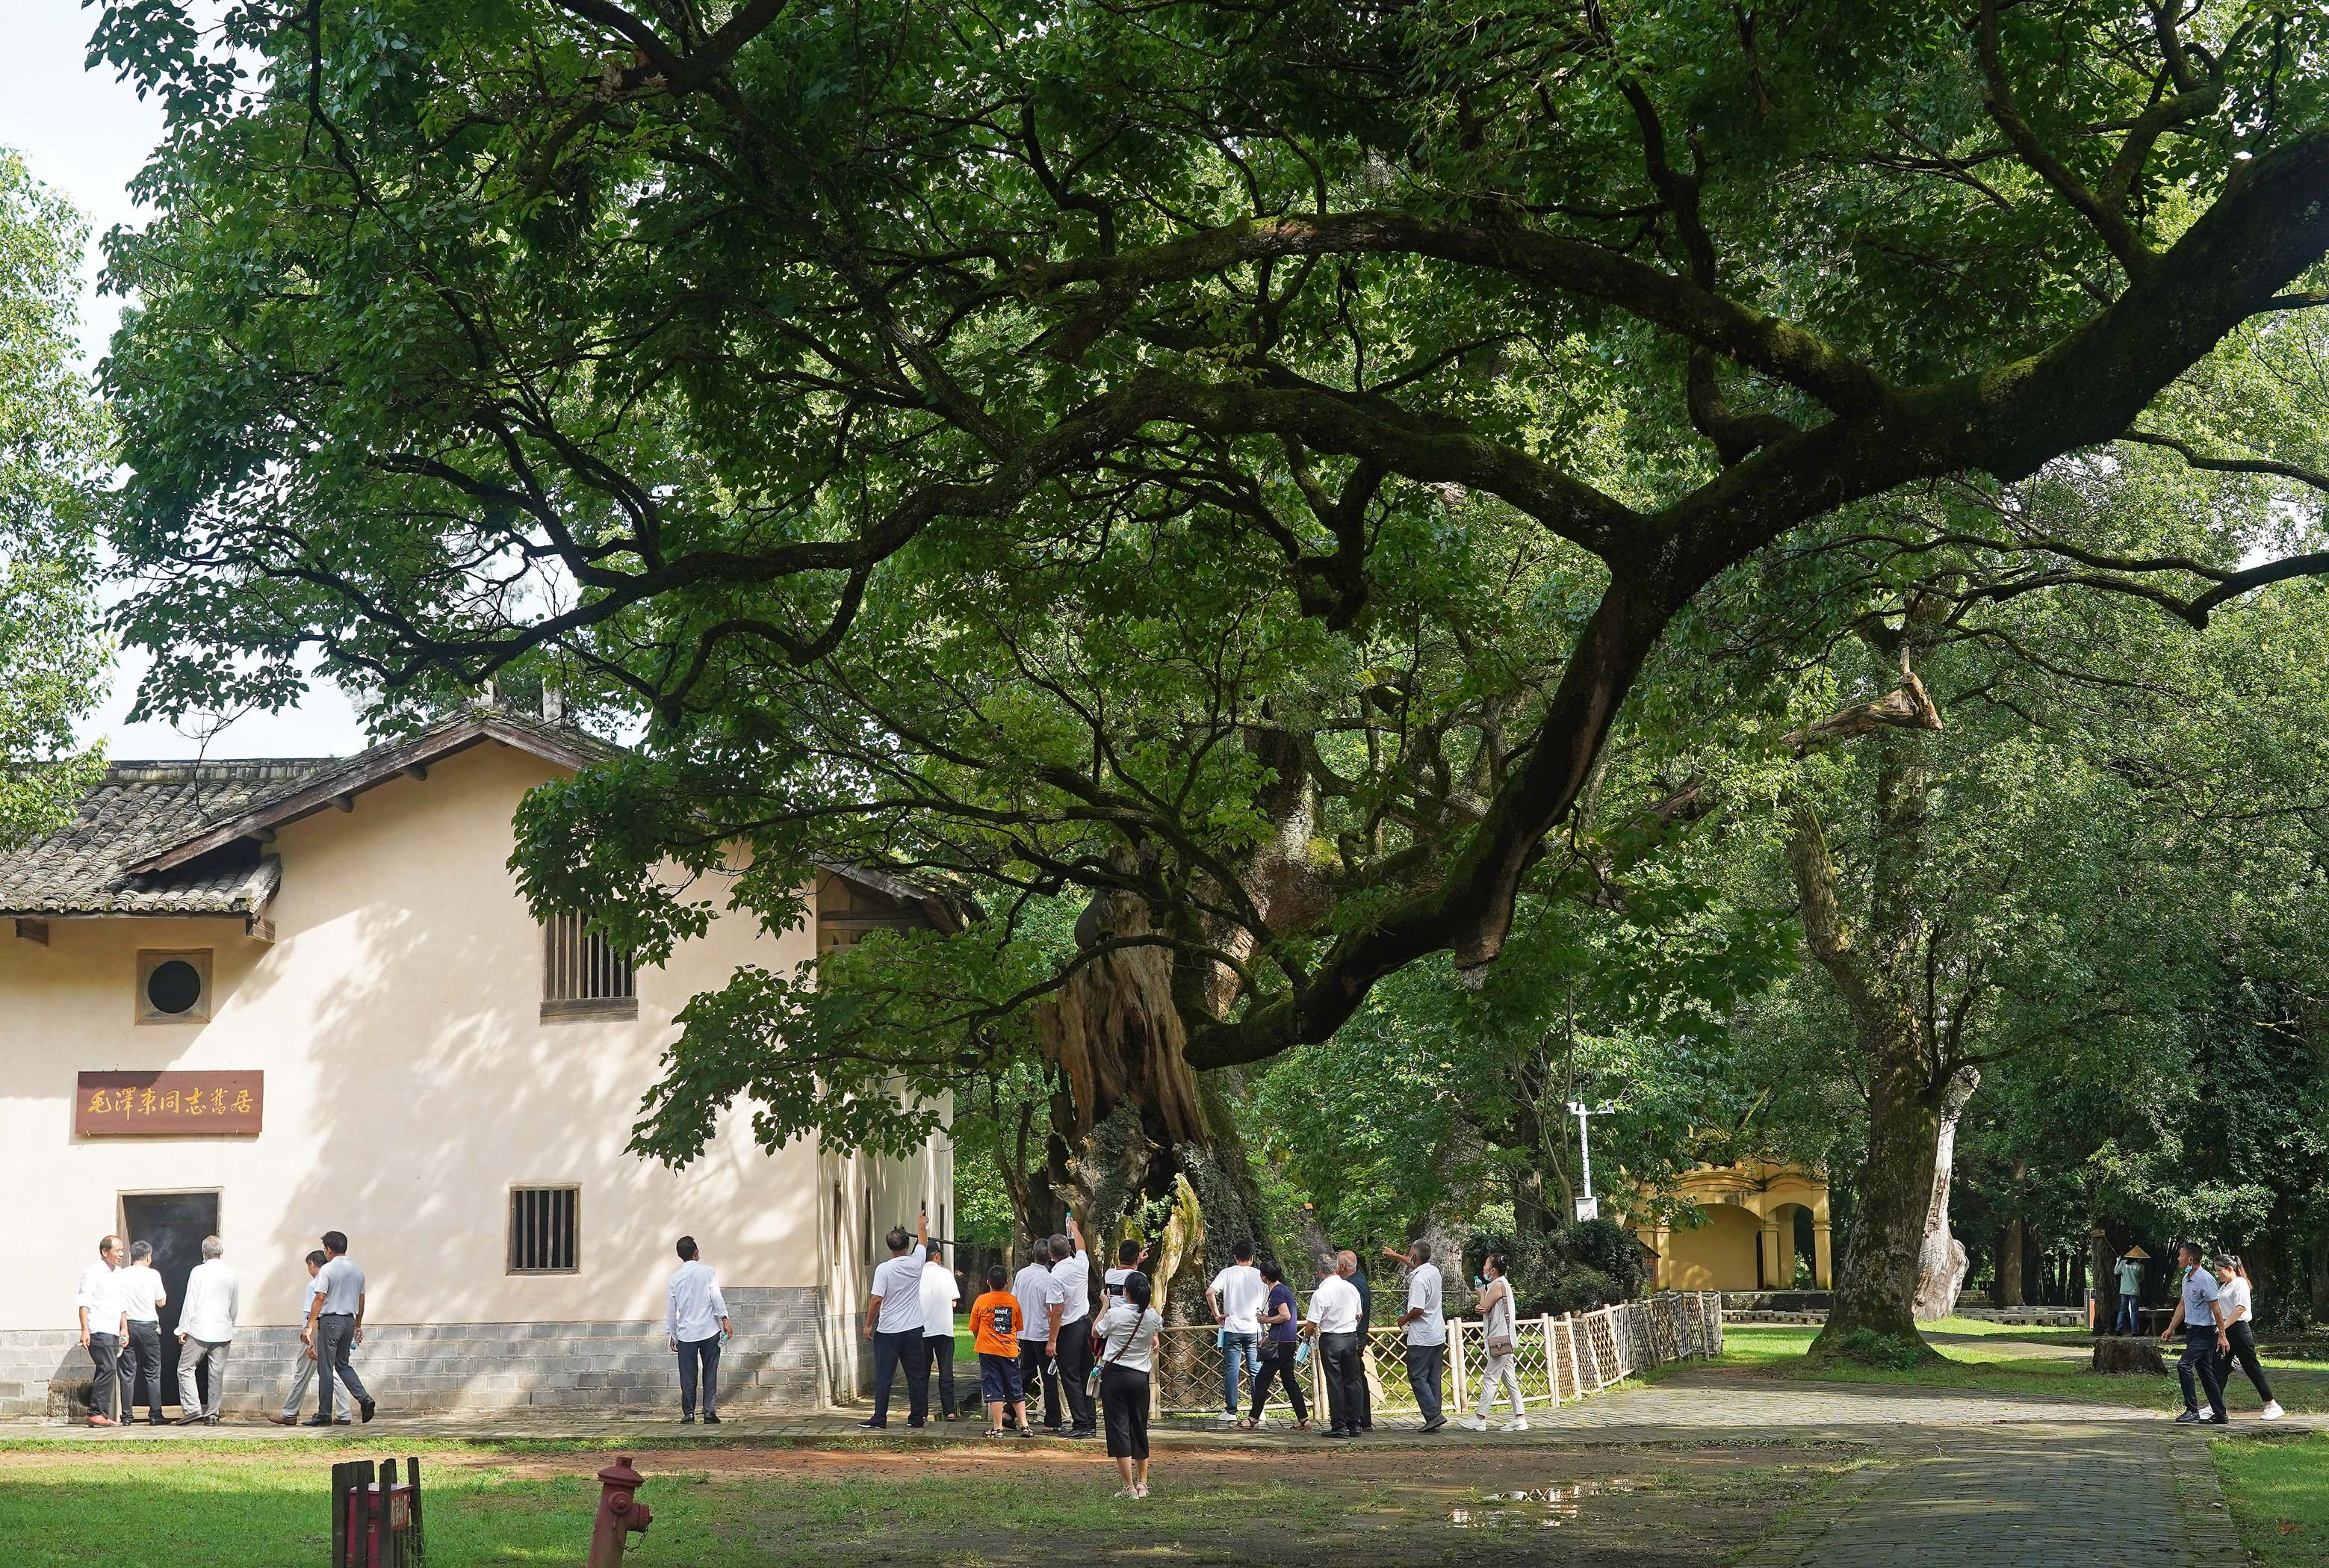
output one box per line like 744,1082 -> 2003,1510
2091,1336 -> 2168,1375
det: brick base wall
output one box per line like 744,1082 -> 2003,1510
0,1285 -> 825,1422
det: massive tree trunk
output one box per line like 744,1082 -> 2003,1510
1912,1066 -> 1979,1320
1037,885 -> 1265,1318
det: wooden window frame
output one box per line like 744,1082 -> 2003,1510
135,949 -> 213,1026
540,913 -> 637,1023
506,1184 -> 582,1276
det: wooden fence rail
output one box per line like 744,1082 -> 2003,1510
1150,1289 -> 1722,1418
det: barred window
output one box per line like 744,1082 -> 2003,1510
508,1186 -> 580,1274
541,912 -> 636,1021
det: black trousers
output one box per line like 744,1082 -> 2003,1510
1100,1365 -> 1150,1459
1320,1330 -> 1366,1434
87,1331 -> 120,1421
926,1332 -> 957,1416
123,1321 -> 166,1422
1248,1340 -> 1308,1423
2178,1327 -> 2227,1419
1055,1316 -> 1095,1431
677,1333 -> 722,1416
1019,1339 -> 1061,1428
2224,1321 -> 2275,1402
870,1329 -> 929,1426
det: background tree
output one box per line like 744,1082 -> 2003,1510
0,149 -> 108,849
95,1 -> 2329,1289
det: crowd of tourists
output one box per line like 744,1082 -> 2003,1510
847,1214 -> 1536,1499
73,1230 -> 373,1429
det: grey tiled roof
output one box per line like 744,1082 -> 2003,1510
4,707 -> 620,918
0,760 -> 322,917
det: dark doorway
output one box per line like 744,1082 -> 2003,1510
120,1192 -> 220,1412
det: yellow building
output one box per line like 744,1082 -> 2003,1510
1636,1161 -> 1832,1292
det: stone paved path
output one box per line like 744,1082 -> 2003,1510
4,1366 -> 2294,1566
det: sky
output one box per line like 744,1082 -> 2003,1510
4,1 -> 370,761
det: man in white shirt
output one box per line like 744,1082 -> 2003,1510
1206,1239 -> 1268,1421
1013,1238 -> 1067,1432
117,1240 -> 170,1428
918,1240 -> 962,1420
174,1236 -> 238,1425
74,1235 -> 126,1428
861,1207 -> 931,1430
1049,1216 -> 1096,1437
268,1251 -> 335,1425
1300,1254 -> 1365,1437
666,1235 -> 731,1425
1388,1239 -> 1448,1432
303,1230 -> 374,1425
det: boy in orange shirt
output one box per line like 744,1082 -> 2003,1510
971,1265 -> 1032,1437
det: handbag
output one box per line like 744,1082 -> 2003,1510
1486,1281 -> 1515,1357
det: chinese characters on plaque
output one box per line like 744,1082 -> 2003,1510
74,1071 -> 263,1136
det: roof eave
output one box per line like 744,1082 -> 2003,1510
127,713 -> 610,876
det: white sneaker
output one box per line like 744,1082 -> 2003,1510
2263,1401 -> 2286,1420
1218,1411 -> 1238,1423
1458,1415 -> 1488,1431
1500,1417 -> 1530,1432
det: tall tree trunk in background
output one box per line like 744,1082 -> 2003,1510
1790,681 -> 1955,1362
2000,1217 -> 2025,1307
1913,1067 -> 1979,1320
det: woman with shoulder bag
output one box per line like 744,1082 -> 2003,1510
1093,1270 -> 1164,1497
1458,1253 -> 1526,1432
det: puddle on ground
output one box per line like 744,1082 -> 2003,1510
1449,1480 -> 1642,1528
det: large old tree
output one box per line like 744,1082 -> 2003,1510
101,2 -> 2329,1306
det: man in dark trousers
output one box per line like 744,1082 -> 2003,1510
2159,1241 -> 2231,1424
1302,1254 -> 1366,1437
1049,1217 -> 1097,1437
303,1231 -> 375,1425
1013,1239 -> 1066,1431
1339,1249 -> 1374,1432
74,1236 -> 125,1428
860,1208 -> 931,1429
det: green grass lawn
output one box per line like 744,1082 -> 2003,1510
1681,1322 -> 2329,1415
0,1437 -> 1833,1567
2215,1434 -> 2329,1567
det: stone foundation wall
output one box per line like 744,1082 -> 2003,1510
0,1286 -> 824,1422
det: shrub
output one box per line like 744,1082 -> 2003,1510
1555,1217 -> 1649,1299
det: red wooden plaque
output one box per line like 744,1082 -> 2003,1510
74,1071 -> 264,1136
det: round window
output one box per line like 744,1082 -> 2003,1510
146,958 -> 204,1016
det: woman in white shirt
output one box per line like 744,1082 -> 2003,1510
1458,1253 -> 1527,1432
1093,1271 -> 1164,1499
2212,1255 -> 2283,1419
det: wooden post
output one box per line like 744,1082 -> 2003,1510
1448,1317 -> 1468,1416
354,1459 -> 378,1568
406,1456 -> 426,1566
1563,1313 -> 1584,1395
331,1463 -> 350,1568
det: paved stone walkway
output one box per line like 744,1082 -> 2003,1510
5,1367 -> 2295,1566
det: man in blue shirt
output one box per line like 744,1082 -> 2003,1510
2158,1242 -> 2230,1424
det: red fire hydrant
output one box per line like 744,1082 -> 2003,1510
587,1456 -> 653,1568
